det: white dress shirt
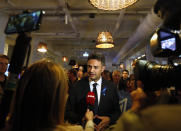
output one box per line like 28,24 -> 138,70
89,77 -> 102,105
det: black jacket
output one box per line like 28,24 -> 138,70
65,77 -> 121,125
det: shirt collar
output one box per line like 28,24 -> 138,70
90,77 -> 102,86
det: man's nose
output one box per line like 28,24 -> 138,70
90,67 -> 95,72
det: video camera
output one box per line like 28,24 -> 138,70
134,60 -> 181,91
150,0 -> 181,58
134,0 -> 181,91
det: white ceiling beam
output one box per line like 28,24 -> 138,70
113,9 -> 162,63
6,0 -> 16,6
57,0 -> 79,36
113,9 -> 125,37
2,7 -> 150,15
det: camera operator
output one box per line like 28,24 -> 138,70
104,0 -> 181,130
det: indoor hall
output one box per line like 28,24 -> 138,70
0,0 -> 181,131
0,0 -> 161,72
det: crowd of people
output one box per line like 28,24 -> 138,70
0,53 -> 181,131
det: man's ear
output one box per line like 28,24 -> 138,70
101,66 -> 105,73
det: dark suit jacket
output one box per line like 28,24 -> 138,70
65,77 -> 121,125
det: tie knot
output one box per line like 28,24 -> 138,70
93,83 -> 97,88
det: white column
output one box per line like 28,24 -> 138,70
0,12 -> 8,54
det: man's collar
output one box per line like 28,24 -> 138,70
89,77 -> 102,86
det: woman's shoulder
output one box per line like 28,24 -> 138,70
42,124 -> 83,131
55,124 -> 83,131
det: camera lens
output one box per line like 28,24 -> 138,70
134,60 -> 181,91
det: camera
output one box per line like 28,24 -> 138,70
150,28 -> 181,57
134,60 -> 181,91
150,0 -> 181,58
4,10 -> 43,34
134,0 -> 181,91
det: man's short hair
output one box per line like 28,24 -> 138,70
69,69 -> 77,77
122,69 -> 129,75
112,70 -> 121,76
87,54 -> 105,66
0,54 -> 9,60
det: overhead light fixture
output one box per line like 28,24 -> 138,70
83,52 -> 89,57
65,14 -> 68,24
96,31 -> 114,48
62,56 -> 68,62
42,10 -> 46,14
89,0 -> 138,11
37,42 -> 47,53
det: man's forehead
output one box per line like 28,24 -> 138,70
87,59 -> 102,64
87,64 -> 100,67
0,58 -> 8,63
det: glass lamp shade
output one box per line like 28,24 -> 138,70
89,0 -> 138,11
96,31 -> 114,48
37,42 -> 47,53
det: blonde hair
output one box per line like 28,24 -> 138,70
11,59 -> 68,131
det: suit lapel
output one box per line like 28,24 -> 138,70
82,77 -> 90,96
99,79 -> 107,109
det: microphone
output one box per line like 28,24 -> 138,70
86,92 -> 95,111
86,92 -> 101,125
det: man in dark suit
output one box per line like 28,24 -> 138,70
65,54 -> 121,130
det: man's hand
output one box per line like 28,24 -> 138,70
94,115 -> 110,131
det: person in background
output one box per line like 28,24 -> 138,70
83,72 -> 88,78
68,69 -> 78,94
0,54 -> 9,129
77,70 -> 83,80
78,66 -> 84,80
126,74 -> 136,92
65,54 -> 120,131
0,54 -> 9,104
117,70 -> 132,113
112,70 -> 121,88
118,69 -> 129,91
102,70 -> 111,81
7,59 -> 94,131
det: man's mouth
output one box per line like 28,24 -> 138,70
89,74 -> 95,77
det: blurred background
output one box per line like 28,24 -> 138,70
0,0 -> 172,72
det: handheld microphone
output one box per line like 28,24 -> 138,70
86,92 -> 95,111
86,92 -> 101,125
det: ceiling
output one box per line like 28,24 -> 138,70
0,0 -> 161,65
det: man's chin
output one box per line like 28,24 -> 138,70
89,77 -> 96,81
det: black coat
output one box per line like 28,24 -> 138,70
65,77 -> 121,125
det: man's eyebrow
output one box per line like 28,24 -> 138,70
87,65 -> 99,67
